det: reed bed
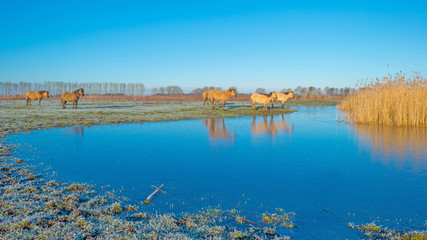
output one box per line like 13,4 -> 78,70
340,72 -> 427,126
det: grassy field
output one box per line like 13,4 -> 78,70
1,98 -> 425,239
0,99 -> 304,138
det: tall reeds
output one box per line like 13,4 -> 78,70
340,72 -> 427,126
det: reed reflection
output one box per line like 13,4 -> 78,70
353,124 -> 427,172
251,114 -> 293,137
203,119 -> 235,144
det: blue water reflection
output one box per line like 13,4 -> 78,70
8,106 -> 427,239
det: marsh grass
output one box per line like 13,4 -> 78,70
0,100 -> 296,138
340,72 -> 427,126
351,222 -> 427,239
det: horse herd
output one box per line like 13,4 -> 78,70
24,88 -> 293,111
203,89 -> 294,111
25,88 -> 84,109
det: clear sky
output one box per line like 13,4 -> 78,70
1,0 -> 426,93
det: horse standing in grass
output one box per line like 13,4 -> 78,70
25,91 -> 49,106
271,91 -> 294,109
209,89 -> 237,111
202,90 -> 212,105
61,88 -> 84,109
251,92 -> 278,111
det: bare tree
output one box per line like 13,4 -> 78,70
192,88 -> 203,94
255,88 -> 266,94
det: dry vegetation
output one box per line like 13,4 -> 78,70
348,222 -> 427,239
340,72 -> 427,126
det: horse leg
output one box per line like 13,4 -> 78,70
28,99 -> 32,106
271,101 -> 274,110
75,101 -> 78,109
282,102 -> 285,109
252,101 -> 256,110
39,99 -> 41,106
222,101 -> 225,111
26,98 -> 29,106
62,100 -> 67,109
211,98 -> 215,110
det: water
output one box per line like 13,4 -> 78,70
7,106 -> 427,239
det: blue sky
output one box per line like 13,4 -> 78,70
1,0 -> 426,93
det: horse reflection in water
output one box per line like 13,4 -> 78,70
251,114 -> 293,137
62,126 -> 85,137
72,127 -> 85,136
203,119 -> 236,143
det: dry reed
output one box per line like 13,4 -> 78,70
340,72 -> 427,126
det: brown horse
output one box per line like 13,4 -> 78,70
61,88 -> 84,109
25,91 -> 49,106
271,91 -> 294,109
251,92 -> 278,111
209,89 -> 237,111
202,90 -> 212,105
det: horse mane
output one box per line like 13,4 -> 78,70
73,88 -> 81,94
266,92 -> 273,97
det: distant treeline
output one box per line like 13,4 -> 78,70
0,81 -> 354,96
190,86 -> 354,96
0,81 -> 145,96
151,85 -> 184,95
289,86 -> 355,96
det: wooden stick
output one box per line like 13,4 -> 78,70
144,184 -> 165,205
151,185 -> 166,194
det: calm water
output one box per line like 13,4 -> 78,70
8,106 -> 427,239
